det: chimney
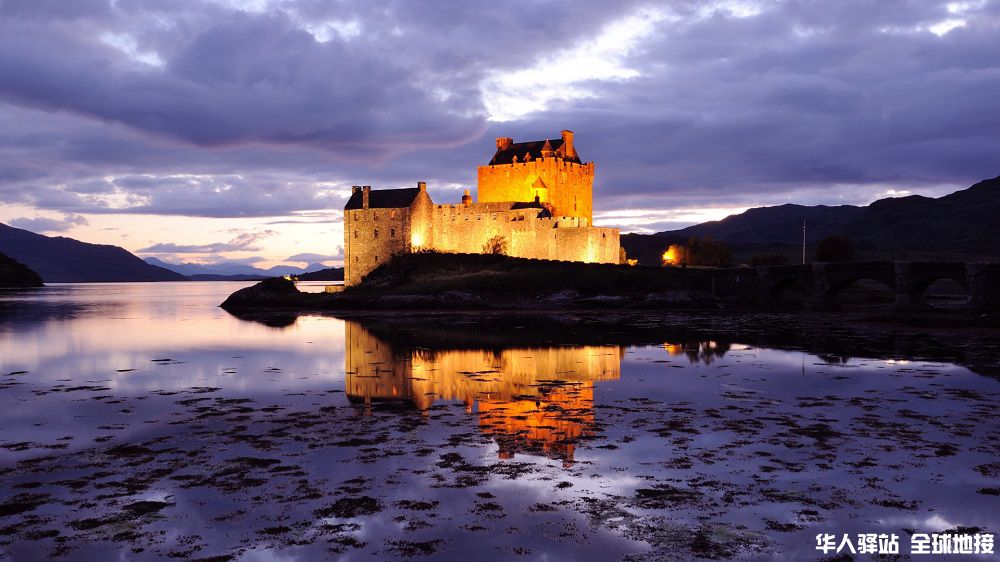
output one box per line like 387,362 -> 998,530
561,130 -> 576,158
462,189 -> 472,206
362,185 -> 371,209
496,137 -> 513,151
352,185 -> 361,194
417,181 -> 426,192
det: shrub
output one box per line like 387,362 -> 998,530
482,235 -> 507,255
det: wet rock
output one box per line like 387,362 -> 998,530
314,497 -> 381,519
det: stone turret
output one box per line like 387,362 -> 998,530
561,130 -> 576,159
541,140 -> 555,158
462,189 -> 472,206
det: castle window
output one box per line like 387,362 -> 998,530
354,230 -> 358,239
375,255 -> 379,262
374,228 -> 379,238
390,228 -> 396,238
390,210 -> 397,219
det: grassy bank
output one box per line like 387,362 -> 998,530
349,252 -> 704,298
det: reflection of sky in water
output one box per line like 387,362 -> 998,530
0,283 -> 997,561
1,283 -> 346,391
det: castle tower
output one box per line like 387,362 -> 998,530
476,130 -> 594,222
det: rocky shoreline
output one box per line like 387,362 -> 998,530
220,278 -> 722,312
0,252 -> 43,288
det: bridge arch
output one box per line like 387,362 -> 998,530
895,263 -> 970,308
768,276 -> 809,302
814,262 -> 897,309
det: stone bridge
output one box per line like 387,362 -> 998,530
707,261 -> 1000,309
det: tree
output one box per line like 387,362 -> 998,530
815,235 -> 855,262
686,237 -> 732,267
482,235 -> 507,255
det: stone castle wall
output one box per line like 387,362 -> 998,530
477,159 -> 594,221
344,197 -> 620,285
427,203 -> 620,264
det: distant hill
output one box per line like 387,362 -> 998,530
146,257 -> 334,278
622,175 -> 1000,265
188,274 -> 268,281
0,223 -> 186,282
0,251 -> 43,287
297,267 -> 344,281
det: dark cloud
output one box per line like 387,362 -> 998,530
0,0 -> 997,224
8,213 -> 88,233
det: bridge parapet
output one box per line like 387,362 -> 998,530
705,261 -> 997,310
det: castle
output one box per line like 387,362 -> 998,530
343,130 -> 620,285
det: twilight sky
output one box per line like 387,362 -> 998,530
1,0 -> 998,269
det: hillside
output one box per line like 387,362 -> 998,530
0,223 -> 186,282
146,257 -> 335,278
0,252 -> 43,287
622,175 -> 1000,265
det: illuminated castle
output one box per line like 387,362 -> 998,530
343,130 -> 621,285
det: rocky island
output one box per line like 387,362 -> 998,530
220,252 -> 714,313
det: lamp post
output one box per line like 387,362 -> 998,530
802,220 -> 806,265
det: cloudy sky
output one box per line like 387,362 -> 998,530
1,0 -> 998,268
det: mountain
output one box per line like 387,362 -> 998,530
145,257 -> 335,278
0,223 -> 187,282
622,175 -> 1000,265
0,251 -> 44,287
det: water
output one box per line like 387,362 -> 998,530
0,283 -> 997,561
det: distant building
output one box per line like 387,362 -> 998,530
343,130 -> 620,286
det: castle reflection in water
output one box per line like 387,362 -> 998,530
343,321 -> 730,465
345,322 -> 621,464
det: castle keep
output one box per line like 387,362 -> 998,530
343,130 -> 620,286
